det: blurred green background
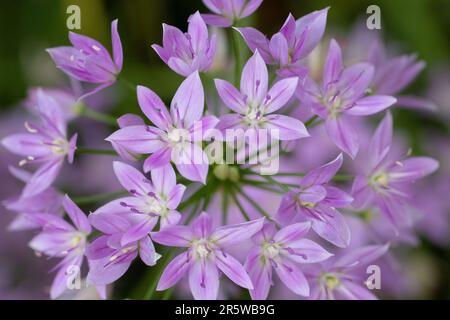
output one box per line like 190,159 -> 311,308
0,0 -> 449,110
0,0 -> 449,300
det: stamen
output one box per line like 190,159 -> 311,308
24,121 -> 38,133
18,159 -> 27,167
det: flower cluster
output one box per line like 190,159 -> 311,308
2,1 -> 444,301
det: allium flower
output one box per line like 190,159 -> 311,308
215,51 -> 309,141
352,33 -> 437,110
276,154 -> 353,248
3,166 -> 63,231
1,90 -> 77,198
28,195 -> 91,299
106,72 -> 219,183
152,212 -> 264,300
87,202 -> 161,285
201,0 -> 263,27
152,12 -> 217,77
112,161 -> 186,241
24,88 -> 78,121
308,244 -> 389,300
245,222 -> 332,300
351,112 -> 439,230
297,40 -> 397,158
237,8 -> 328,77
47,20 -> 123,100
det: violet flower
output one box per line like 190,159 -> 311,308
215,51 -> 309,141
237,8 -> 329,77
366,37 -> 436,111
351,112 -> 439,230
1,90 -> 77,198
87,202 -> 161,286
106,72 -> 219,183
47,20 -> 123,101
201,0 -> 263,27
308,244 -> 389,300
152,12 -> 217,77
152,212 -> 264,300
112,161 -> 186,244
28,195 -> 92,299
3,166 -> 63,231
245,222 -> 332,300
276,154 -> 353,248
297,39 -> 397,158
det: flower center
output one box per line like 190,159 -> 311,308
263,241 -> 281,259
191,239 -> 213,259
322,273 -> 341,290
370,172 -> 390,189
167,128 -> 189,144
50,138 -> 69,155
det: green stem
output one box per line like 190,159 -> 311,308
305,115 -> 319,127
77,104 -> 118,126
76,147 -> 118,156
143,248 -> 176,300
221,186 -> 230,225
260,175 -> 291,192
72,191 -> 127,205
228,29 -> 242,87
234,187 -> 271,220
229,190 -> 250,221
242,181 -> 283,194
118,77 -> 137,92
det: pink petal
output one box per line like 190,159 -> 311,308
143,146 -> 172,173
189,258 -> 219,300
211,218 -> 265,246
215,253 -> 253,289
311,205 -> 351,248
111,19 -> 123,71
215,79 -> 247,114
264,114 -> 309,141
137,85 -> 172,130
151,163 -> 176,195
301,153 -> 343,186
325,117 -> 359,159
346,95 -> 396,116
151,225 -> 193,247
63,195 -> 91,233
274,222 -> 311,244
275,259 -> 310,296
113,161 -> 152,195
235,27 -> 273,64
263,77 -> 299,113
157,252 -> 192,291
106,125 -> 165,154
240,51 -> 268,105
170,71 -> 204,127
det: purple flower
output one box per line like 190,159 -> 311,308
87,202 -> 161,286
28,195 -> 92,299
245,222 -> 332,300
152,12 -> 217,77
297,40 -> 397,158
111,161 -> 186,243
152,212 -> 264,300
215,51 -> 309,141
106,72 -> 219,183
276,154 -> 353,248
236,8 -> 328,77
351,112 -> 439,230
201,0 -> 263,27
47,20 -> 123,100
308,244 -> 389,300
1,90 -> 77,198
2,166 -> 63,231
365,37 -> 436,111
